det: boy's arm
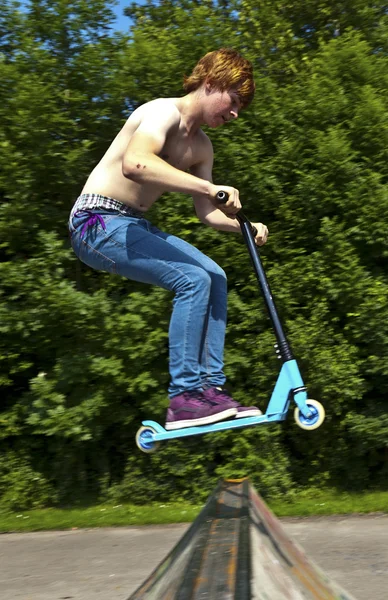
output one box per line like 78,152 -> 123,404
191,137 -> 242,232
192,136 -> 269,245
122,102 -> 214,198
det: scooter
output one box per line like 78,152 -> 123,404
136,193 -> 325,453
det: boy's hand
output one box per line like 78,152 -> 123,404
251,222 -> 269,246
211,185 -> 241,216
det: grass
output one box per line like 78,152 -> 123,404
0,502 -> 203,533
271,489 -> 388,518
0,490 -> 387,533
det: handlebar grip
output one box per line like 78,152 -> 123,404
216,190 -> 228,203
215,191 -> 258,238
250,224 -> 258,237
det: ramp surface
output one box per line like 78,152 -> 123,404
128,478 -> 357,600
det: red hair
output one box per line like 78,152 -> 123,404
184,48 -> 255,108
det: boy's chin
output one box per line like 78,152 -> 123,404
207,117 -> 223,128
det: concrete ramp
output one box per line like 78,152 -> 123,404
128,478 -> 357,600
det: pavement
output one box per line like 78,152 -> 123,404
1,515 -> 387,600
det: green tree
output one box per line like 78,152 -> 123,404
1,0 -> 388,509
0,0 -> 139,506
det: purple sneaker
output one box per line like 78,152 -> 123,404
203,387 -> 262,418
165,390 -> 237,430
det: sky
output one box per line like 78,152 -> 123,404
17,0 -> 146,33
112,0 -> 136,32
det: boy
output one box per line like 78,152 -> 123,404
69,48 -> 268,430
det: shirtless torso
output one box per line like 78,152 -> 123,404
79,86 -> 267,243
81,97 -> 211,213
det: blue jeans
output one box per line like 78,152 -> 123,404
68,210 -> 227,397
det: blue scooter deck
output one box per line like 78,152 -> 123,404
142,411 -> 288,441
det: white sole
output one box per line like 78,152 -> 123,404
165,408 -> 237,430
235,409 -> 263,418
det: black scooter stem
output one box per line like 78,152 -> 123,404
214,191 -> 293,362
236,213 -> 293,362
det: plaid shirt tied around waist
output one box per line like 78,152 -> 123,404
70,194 -> 145,237
71,193 -> 145,219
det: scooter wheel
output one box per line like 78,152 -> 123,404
294,399 -> 325,431
136,426 -> 160,453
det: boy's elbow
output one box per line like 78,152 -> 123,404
195,206 -> 211,226
122,158 -> 141,181
122,150 -> 153,181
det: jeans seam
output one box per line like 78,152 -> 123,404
80,239 -> 117,274
200,306 -> 211,386
181,278 -> 194,393
204,336 -> 210,383
99,222 -> 146,251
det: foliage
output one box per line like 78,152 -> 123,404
0,450 -> 58,510
0,0 -> 388,509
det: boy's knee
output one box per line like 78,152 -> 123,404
195,268 -> 212,290
174,266 -> 211,295
210,265 -> 227,288
217,266 -> 227,282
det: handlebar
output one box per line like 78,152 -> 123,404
215,191 -> 258,238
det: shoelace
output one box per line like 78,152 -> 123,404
75,210 -> 106,238
204,387 -> 238,408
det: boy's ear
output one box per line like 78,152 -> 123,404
205,79 -> 214,92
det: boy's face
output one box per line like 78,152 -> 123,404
204,85 -> 242,128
